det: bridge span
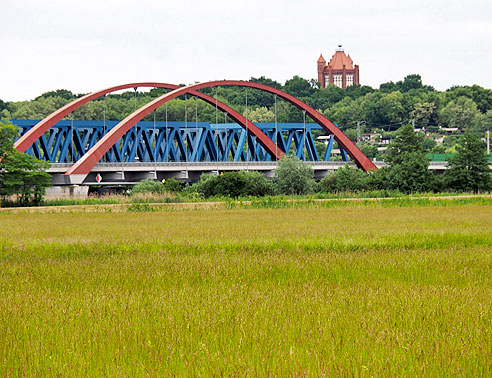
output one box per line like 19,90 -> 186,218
47,161 -> 449,186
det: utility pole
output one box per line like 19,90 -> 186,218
357,121 -> 366,147
357,121 -> 361,146
487,129 -> 490,155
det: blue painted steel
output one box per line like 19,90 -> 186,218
12,120 -> 350,163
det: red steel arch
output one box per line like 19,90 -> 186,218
14,82 -> 281,161
67,80 -> 377,175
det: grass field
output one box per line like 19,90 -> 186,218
1,203 -> 492,377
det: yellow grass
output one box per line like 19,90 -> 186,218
1,204 -> 492,377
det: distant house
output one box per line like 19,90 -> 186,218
430,134 -> 445,145
362,132 -> 379,143
439,127 -> 460,134
379,136 -> 391,145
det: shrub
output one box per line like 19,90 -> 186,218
243,171 -> 275,197
190,171 -> 274,198
131,179 -> 165,195
319,165 -> 370,193
162,178 -> 186,193
274,156 -> 316,195
366,166 -> 390,191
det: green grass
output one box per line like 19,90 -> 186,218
1,205 -> 492,376
3,190 -> 487,208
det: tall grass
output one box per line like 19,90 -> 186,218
3,190 -> 487,208
1,205 -> 492,376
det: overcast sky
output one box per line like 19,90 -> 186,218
1,0 -> 492,101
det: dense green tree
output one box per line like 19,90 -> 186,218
360,144 -> 378,160
401,74 -> 424,91
444,133 -> 491,192
323,97 -> 363,129
284,76 -> 315,98
245,107 -> 275,123
410,102 -> 438,127
319,165 -> 369,192
309,85 -> 345,110
431,144 -> 446,154
246,77 -> 283,108
343,128 -> 358,142
284,105 -> 305,123
191,171 -> 274,198
422,137 -> 437,151
380,74 -> 433,93
213,172 -> 247,197
0,119 -> 17,156
250,76 -> 282,89
13,96 -> 70,119
384,124 -> 433,193
379,81 -> 399,93
148,87 -> 172,97
162,178 -> 186,193
35,89 -> 79,101
0,120 -> 51,205
344,85 -> 375,99
480,110 -> 492,132
439,96 -> 482,131
362,91 -> 406,128
274,156 -> 315,195
446,85 -> 492,113
243,171 -> 275,196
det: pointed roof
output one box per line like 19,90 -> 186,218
327,47 -> 354,70
317,54 -> 326,64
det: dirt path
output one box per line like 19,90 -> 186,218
1,194 -> 491,214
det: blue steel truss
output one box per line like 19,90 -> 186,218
12,120 -> 350,164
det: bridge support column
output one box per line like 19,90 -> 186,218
66,174 -> 88,185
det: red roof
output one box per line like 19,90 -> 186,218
317,54 -> 326,64
327,50 -> 354,70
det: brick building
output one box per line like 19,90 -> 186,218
317,45 -> 359,89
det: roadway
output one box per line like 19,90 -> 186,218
47,161 -> 450,186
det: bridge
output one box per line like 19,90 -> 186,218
13,120 -> 347,164
13,119 -> 361,185
12,118 -> 453,186
44,161 -> 449,186
12,80 -> 380,186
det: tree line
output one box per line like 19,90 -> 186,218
2,74 -> 492,134
2,74 -> 491,162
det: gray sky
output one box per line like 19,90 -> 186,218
2,0 -> 492,101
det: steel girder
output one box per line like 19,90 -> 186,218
13,120 -> 350,164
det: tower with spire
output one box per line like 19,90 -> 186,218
317,45 -> 359,89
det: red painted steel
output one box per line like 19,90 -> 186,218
67,81 -> 377,175
14,83 -> 281,162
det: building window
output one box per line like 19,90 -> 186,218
334,74 -> 343,88
346,74 -> 354,87
324,74 -> 330,85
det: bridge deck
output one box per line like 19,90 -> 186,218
46,161 -> 453,186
